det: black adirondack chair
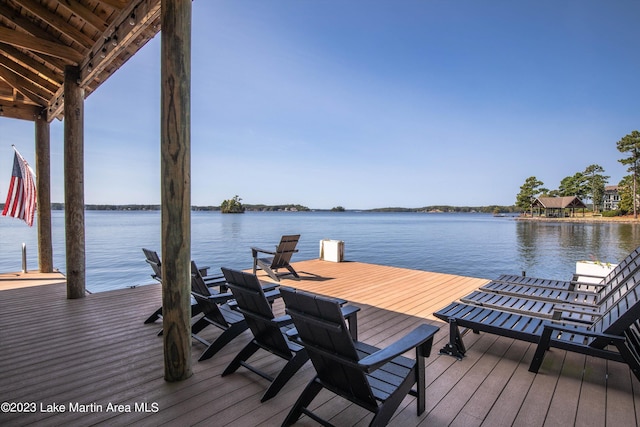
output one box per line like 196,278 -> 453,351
252,234 -> 300,282
142,248 -> 227,324
220,267 -> 310,402
190,267 -> 248,361
434,286 -> 640,382
280,286 -> 440,427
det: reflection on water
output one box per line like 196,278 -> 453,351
516,221 -> 640,279
2,211 -> 640,292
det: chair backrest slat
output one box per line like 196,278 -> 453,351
142,248 -> 163,281
191,265 -> 229,326
596,255 -> 640,301
600,247 -> 640,286
142,248 -> 161,265
590,286 -> 640,347
222,268 -> 292,358
271,234 -> 300,268
280,287 -> 377,408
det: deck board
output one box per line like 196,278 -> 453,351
0,260 -> 638,426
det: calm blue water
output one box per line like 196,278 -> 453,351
1,211 -> 639,293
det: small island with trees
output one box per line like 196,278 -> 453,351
220,195 -> 245,213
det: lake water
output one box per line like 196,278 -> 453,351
1,211 -> 640,293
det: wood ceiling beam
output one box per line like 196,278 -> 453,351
12,0 -> 95,48
58,0 -> 110,33
96,0 -> 129,11
0,26 -> 83,63
46,0 -> 161,119
0,42 -> 64,83
0,101 -> 43,121
0,3 -> 60,44
0,65 -> 50,106
0,54 -> 57,93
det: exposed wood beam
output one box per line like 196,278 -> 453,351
0,26 -> 83,63
13,0 -> 95,48
0,54 -> 58,93
0,101 -> 42,121
0,43 -> 64,83
0,4 -> 60,44
58,0 -> 110,33
0,64 -> 51,105
47,0 -> 161,119
96,0 -> 129,11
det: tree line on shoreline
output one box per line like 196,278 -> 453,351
516,130 -> 640,218
37,202 -> 519,214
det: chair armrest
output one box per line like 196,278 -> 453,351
264,289 -> 281,303
236,307 -> 290,327
202,273 -> 225,283
259,281 -> 279,292
358,324 -> 439,372
552,304 -> 600,323
252,246 -> 276,257
340,305 -> 360,318
568,278 -> 606,288
552,304 -> 600,316
192,290 -> 235,304
273,314 -> 294,326
541,321 -> 626,343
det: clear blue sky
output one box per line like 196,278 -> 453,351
1,1 -> 639,209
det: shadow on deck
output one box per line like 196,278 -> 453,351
0,260 -> 638,426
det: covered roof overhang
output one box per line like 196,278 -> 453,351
0,0 -> 161,122
533,196 -> 587,209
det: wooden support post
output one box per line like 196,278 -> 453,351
35,115 -> 53,273
64,65 -> 86,299
161,0 -> 192,381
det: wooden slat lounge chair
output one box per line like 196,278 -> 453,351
460,263 -> 640,322
220,268 -> 310,402
251,234 -> 300,282
433,286 -> 640,382
280,286 -> 440,427
484,253 -> 640,302
487,246 -> 640,293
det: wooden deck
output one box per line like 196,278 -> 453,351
1,260 -> 639,426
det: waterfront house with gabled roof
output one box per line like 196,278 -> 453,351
533,196 -> 587,217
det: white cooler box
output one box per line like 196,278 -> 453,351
319,239 -> 344,262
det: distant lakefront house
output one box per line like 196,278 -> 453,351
533,196 -> 587,217
603,185 -> 620,211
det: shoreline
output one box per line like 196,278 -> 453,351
516,215 -> 640,224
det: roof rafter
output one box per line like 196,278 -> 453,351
0,0 -> 161,122
47,0 -> 161,119
58,0 -> 110,34
12,0 -> 95,48
0,26 -> 83,63
0,64 -> 50,106
0,53 -> 57,94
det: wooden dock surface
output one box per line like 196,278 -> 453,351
0,260 -> 638,426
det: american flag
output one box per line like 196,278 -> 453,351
2,147 -> 37,227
